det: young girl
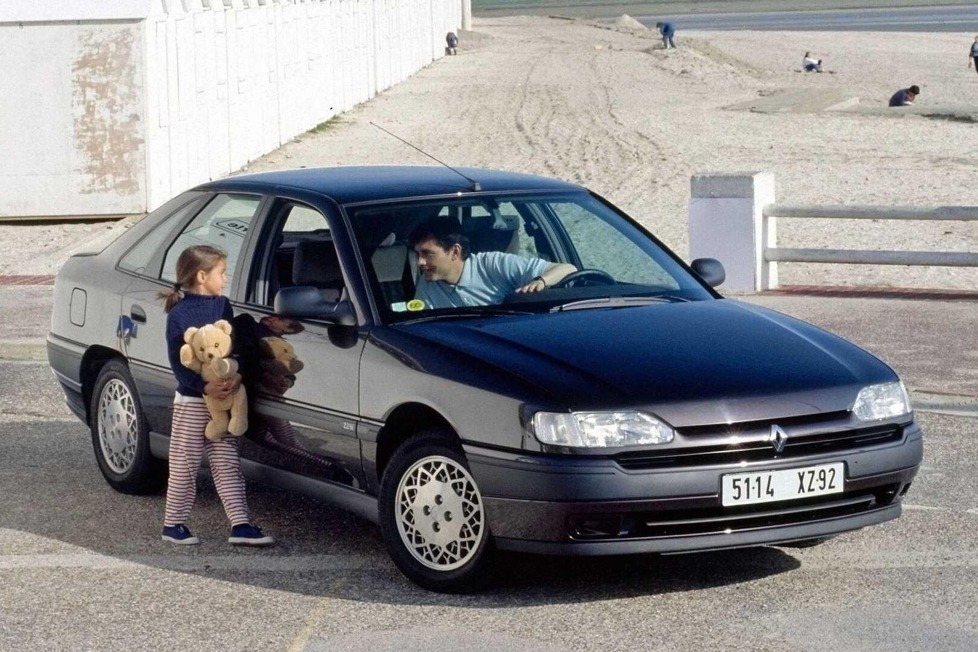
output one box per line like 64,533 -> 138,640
157,244 -> 274,546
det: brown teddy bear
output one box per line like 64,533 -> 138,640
179,319 -> 248,440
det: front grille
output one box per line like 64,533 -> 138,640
615,422 -> 904,470
569,484 -> 902,540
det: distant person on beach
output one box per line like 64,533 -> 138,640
888,85 -> 919,107
802,52 -> 823,73
970,36 -> 978,76
446,31 -> 458,56
656,22 -> 676,49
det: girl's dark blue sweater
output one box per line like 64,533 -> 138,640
165,293 -> 234,397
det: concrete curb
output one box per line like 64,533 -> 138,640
0,341 -> 47,361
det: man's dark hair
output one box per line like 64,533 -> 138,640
409,217 -> 470,260
655,22 -> 663,27
908,85 -> 920,94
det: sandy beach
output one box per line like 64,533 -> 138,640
4,16 -> 978,291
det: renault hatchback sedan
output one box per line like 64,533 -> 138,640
48,166 -> 922,592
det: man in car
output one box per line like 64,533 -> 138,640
409,216 -> 576,309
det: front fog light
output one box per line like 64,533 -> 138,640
533,411 -> 674,448
852,381 -> 912,421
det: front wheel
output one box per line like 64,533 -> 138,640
89,359 -> 164,494
378,430 -> 494,593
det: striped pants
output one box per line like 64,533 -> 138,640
163,397 -> 249,527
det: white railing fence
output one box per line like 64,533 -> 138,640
688,172 -> 978,292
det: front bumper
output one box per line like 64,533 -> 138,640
466,421 -> 922,555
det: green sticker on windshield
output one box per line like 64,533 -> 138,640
406,299 -> 425,311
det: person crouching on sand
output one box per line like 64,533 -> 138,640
888,85 -> 919,107
802,52 -> 823,72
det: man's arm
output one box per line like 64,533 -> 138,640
516,262 -> 577,293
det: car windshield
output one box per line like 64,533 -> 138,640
348,191 -> 715,324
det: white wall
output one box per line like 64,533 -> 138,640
0,0 -> 461,217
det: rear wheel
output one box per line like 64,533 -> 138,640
89,359 -> 164,494
379,429 -> 494,593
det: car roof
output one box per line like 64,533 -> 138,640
195,165 -> 583,205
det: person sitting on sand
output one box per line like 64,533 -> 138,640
888,85 -> 919,107
802,52 -> 823,73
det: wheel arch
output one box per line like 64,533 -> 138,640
80,346 -> 126,426
375,403 -> 457,481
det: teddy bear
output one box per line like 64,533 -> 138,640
179,319 -> 248,440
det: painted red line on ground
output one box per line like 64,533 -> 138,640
768,285 -> 978,301
0,275 -> 56,286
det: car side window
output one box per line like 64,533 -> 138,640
161,194 -> 261,291
118,197 -> 203,276
253,203 -> 338,308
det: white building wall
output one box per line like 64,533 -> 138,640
0,0 -> 461,218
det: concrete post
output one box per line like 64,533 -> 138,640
462,0 -> 471,31
688,172 -> 777,292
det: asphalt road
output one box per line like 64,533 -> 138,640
637,5 -> 978,32
1,328 -> 977,650
476,2 -> 978,31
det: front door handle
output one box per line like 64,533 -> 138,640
130,305 -> 147,324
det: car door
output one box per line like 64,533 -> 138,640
234,198 -> 368,491
119,192 -> 265,434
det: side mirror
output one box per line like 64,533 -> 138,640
273,286 -> 357,326
690,258 -> 725,288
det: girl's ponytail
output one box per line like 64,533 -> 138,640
157,282 -> 183,313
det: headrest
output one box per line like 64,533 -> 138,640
372,243 -> 408,282
293,240 -> 343,287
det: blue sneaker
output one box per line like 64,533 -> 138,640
161,524 -> 199,545
229,524 -> 274,546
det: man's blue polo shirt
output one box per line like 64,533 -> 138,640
414,251 -> 549,309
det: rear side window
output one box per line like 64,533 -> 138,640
118,194 -> 205,276
161,194 -> 261,289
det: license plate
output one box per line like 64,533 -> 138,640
721,463 -> 844,507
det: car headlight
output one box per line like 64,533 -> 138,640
852,381 -> 912,421
532,411 -> 674,448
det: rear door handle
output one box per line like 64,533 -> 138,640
130,305 -> 147,324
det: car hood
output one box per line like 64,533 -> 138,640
382,299 -> 897,427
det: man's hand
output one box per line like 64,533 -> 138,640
516,276 -> 548,294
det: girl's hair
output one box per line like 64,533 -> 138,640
157,244 -> 228,313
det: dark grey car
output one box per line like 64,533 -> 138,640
48,166 -> 922,592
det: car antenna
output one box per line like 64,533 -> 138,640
370,122 -> 481,191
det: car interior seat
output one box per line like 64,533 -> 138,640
371,237 -> 414,306
461,212 -> 520,254
292,239 -> 345,302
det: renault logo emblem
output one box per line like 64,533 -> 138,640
769,425 -> 788,453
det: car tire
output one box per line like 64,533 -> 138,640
379,429 -> 494,593
89,359 -> 164,495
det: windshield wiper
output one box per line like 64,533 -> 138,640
398,306 -> 534,324
550,295 -> 689,313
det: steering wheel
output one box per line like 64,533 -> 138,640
550,268 -> 616,289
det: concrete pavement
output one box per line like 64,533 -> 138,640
6,281 -> 976,415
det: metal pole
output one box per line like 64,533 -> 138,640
462,0 -> 471,31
